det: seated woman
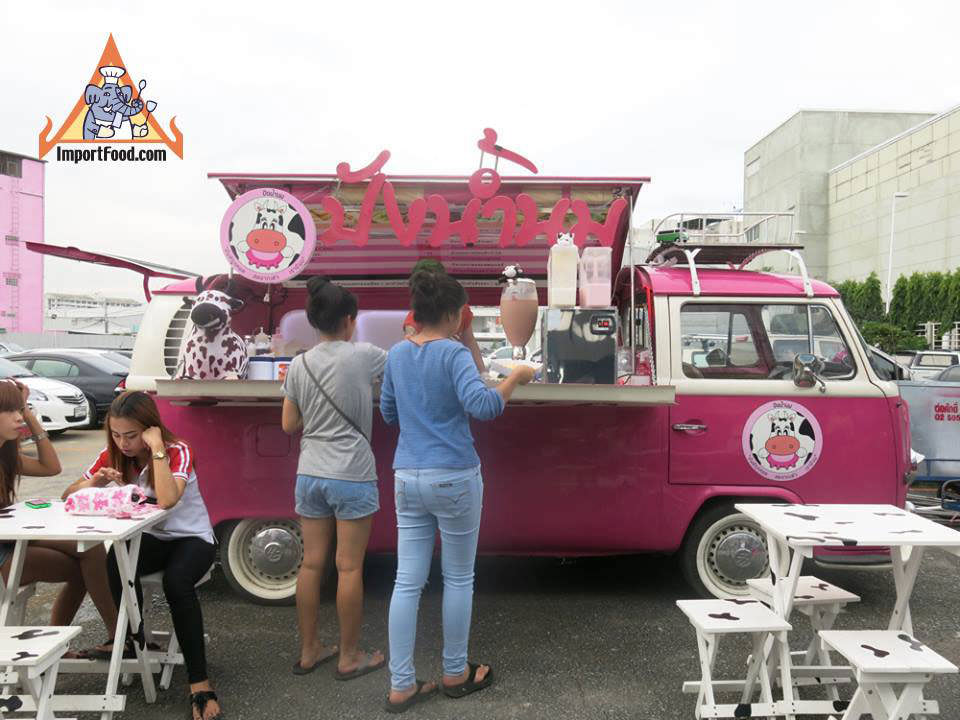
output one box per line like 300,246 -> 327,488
401,259 -> 485,372
0,379 -> 119,654
62,391 -> 223,720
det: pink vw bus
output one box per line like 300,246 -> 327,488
31,177 -> 912,604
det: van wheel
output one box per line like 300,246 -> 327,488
680,503 -> 769,598
220,518 -> 302,606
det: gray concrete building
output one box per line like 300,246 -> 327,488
828,106 -> 960,290
743,110 -> 934,277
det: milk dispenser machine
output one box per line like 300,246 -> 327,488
540,239 -> 618,384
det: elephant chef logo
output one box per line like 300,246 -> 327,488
741,401 -> 822,481
38,34 -> 183,159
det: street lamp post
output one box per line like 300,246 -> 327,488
885,192 -> 909,316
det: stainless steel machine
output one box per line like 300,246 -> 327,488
541,307 -> 618,384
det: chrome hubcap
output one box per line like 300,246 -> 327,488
709,523 -> 768,587
249,525 -> 301,578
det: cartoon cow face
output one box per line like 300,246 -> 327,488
758,409 -> 810,468
231,199 -> 306,271
765,410 -> 801,456
189,289 -> 244,335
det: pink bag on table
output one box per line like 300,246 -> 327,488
64,485 -> 155,519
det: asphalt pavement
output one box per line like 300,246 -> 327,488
14,430 -> 960,719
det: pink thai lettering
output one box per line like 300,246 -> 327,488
336,150 -> 391,183
313,130 -> 623,250
570,197 -> 628,248
514,194 -> 571,247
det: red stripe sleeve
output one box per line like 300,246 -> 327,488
168,442 -> 193,479
82,448 -> 110,481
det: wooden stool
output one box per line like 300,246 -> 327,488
122,566 -> 213,690
748,575 -> 860,699
677,598 -> 793,719
819,630 -> 957,719
0,625 -> 81,719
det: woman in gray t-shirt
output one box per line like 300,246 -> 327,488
282,278 -> 387,680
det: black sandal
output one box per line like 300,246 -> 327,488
442,662 -> 494,698
384,680 -> 437,714
190,690 -> 222,719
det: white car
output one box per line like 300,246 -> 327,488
908,351 -> 960,381
0,357 -> 88,434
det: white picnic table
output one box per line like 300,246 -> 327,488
734,502 -> 960,719
0,500 -> 168,719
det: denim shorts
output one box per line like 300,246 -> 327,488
295,474 -> 380,520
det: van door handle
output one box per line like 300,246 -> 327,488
672,423 -> 707,432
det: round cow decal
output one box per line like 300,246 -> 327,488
742,401 -> 822,481
220,188 -> 316,283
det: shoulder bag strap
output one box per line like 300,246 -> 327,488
301,355 -> 370,445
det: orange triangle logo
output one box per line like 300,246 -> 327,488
38,34 -> 183,159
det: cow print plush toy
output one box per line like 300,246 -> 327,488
175,277 -> 249,380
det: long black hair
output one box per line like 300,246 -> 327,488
410,270 -> 467,326
305,277 -> 358,334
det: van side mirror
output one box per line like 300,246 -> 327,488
793,353 -> 826,393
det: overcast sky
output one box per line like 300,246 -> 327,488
3,0 -> 960,299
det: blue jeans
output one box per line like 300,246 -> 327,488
295,474 -> 380,520
388,466 -> 483,691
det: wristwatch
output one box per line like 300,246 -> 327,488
152,449 -> 168,462
31,431 -> 49,443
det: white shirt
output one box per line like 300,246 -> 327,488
83,441 -> 215,544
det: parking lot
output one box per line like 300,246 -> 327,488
16,430 -> 960,719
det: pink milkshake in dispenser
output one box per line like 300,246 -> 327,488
579,246 -> 613,307
499,265 -> 539,360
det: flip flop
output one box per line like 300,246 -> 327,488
334,651 -> 386,681
442,662 -> 494,698
384,680 -> 438,714
292,647 -> 339,675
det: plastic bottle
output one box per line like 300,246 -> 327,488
548,234 -> 579,307
579,246 -> 613,307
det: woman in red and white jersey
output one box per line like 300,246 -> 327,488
63,391 -> 223,720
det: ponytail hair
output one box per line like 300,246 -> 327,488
410,270 -> 467,327
305,277 -> 358,334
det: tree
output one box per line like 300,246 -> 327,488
861,321 -> 928,353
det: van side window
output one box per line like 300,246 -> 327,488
680,303 -> 856,380
680,305 -> 767,379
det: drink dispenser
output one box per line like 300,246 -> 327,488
579,246 -> 612,307
499,265 -> 539,360
548,233 -> 579,307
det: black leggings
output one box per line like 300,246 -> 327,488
107,533 -> 216,684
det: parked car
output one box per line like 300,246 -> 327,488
0,357 -> 88,435
908,351 -> 960,381
932,364 -> 960,383
4,350 -> 128,427
0,340 -> 25,354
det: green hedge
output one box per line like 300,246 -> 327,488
834,270 -> 960,352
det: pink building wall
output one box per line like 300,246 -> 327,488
0,152 -> 45,334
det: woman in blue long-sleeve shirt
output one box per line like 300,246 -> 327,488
380,270 -> 534,713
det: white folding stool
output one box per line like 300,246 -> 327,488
677,598 -> 793,719
819,630 -> 957,719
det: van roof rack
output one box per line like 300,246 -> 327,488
640,211 -> 812,297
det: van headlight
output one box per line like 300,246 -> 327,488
28,389 -> 48,402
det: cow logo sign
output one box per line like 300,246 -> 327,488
742,401 -> 822,481
220,188 -> 317,284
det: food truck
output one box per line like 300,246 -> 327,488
29,136 -> 913,605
